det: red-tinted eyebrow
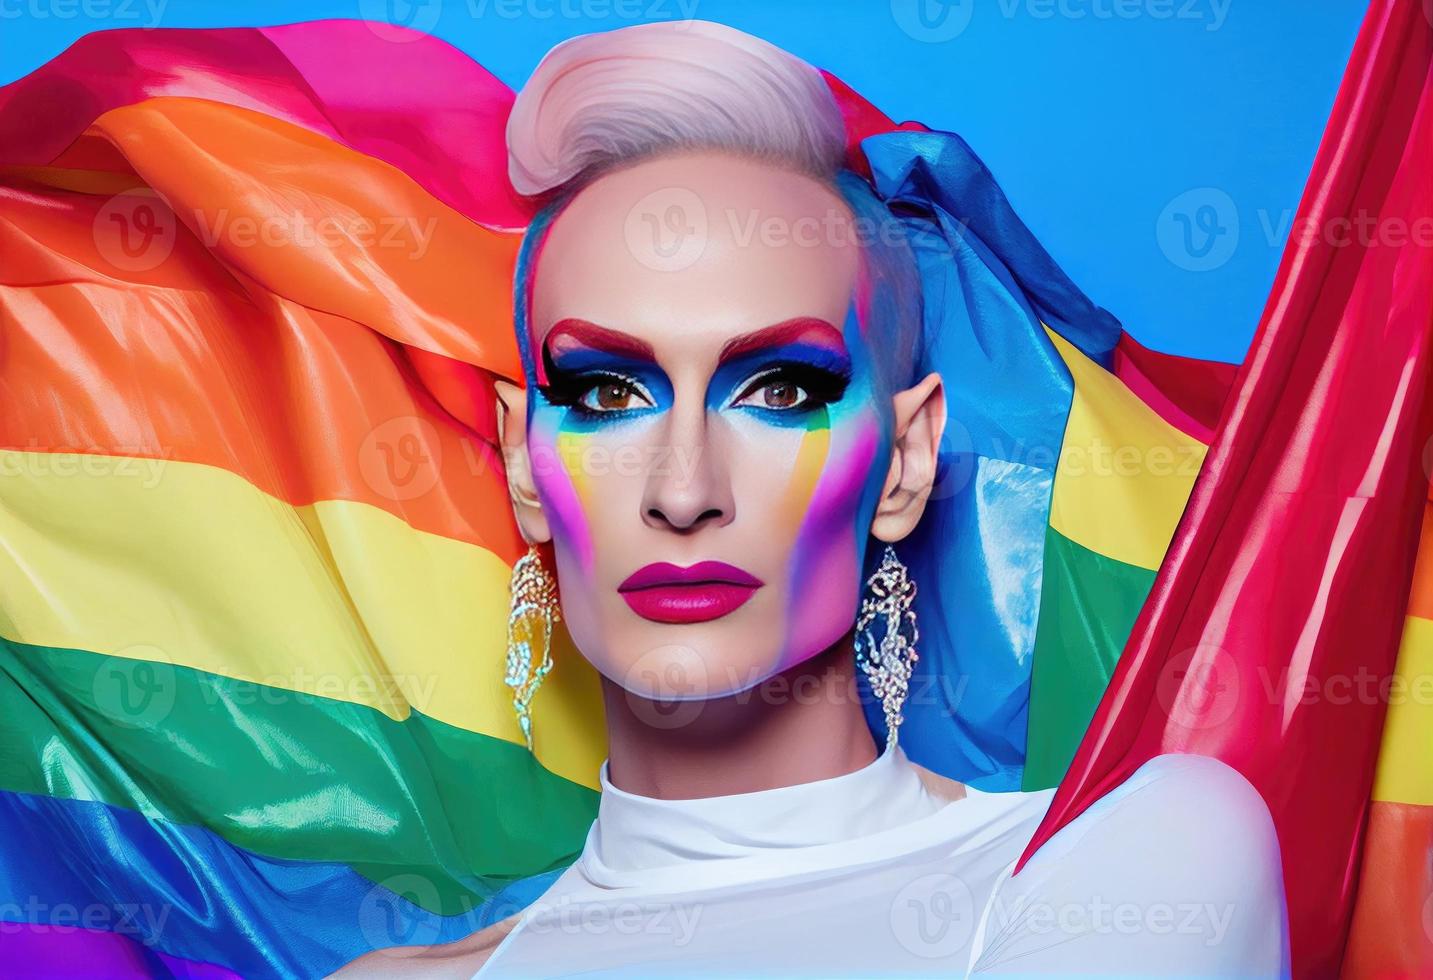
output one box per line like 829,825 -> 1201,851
543,319 -> 657,361
540,316 -> 846,377
717,317 -> 848,363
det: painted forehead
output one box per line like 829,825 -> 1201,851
512,169 -> 912,386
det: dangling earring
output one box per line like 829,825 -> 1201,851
854,545 -> 920,748
504,546 -> 561,751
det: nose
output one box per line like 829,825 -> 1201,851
640,396 -> 734,533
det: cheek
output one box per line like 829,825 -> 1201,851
777,416 -> 832,528
526,411 -> 595,573
780,406 -> 885,665
527,411 -> 616,669
527,411 -> 653,667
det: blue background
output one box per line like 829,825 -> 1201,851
0,0 -> 1368,362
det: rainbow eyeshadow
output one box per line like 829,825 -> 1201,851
524,298 -> 893,689
774,304 -> 892,671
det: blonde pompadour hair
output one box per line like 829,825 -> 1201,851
506,20 -> 847,197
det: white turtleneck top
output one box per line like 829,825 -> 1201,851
475,746 -> 1288,978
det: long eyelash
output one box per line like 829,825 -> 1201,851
734,361 -> 852,408
538,368 -> 645,411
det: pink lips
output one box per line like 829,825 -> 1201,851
617,561 -> 764,624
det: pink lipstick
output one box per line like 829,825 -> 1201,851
618,561 -> 763,624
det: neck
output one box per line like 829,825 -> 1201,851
601,634 -> 880,800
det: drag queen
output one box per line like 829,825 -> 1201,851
336,20 -> 1288,979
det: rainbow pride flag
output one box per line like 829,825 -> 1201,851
0,11 -> 1421,977
1021,330 -> 1230,790
0,22 -> 612,976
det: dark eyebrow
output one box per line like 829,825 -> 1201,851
543,318 -> 656,361
717,317 -> 848,364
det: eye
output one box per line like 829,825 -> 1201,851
734,378 -> 811,410
730,363 -> 849,412
577,376 -> 653,413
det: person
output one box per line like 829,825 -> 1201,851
334,20 -> 1288,979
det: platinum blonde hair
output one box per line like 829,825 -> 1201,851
507,20 -> 847,196
506,20 -> 922,390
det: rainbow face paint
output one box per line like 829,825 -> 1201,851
522,298 -> 892,698
777,306 -> 891,677
515,153 -> 901,700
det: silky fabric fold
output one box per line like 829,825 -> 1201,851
1020,1 -> 1433,974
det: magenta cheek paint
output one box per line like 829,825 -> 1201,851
524,412 -> 601,613
781,413 -> 885,672
526,416 -> 596,574
526,415 -> 611,670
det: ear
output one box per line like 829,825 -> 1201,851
870,371 -> 946,543
494,379 -> 551,545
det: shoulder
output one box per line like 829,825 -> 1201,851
977,755 -> 1289,974
1115,752 -> 1266,808
1027,753 -> 1283,895
325,915 -> 520,979
1089,753 -> 1278,857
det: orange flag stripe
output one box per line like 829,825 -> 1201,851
0,280 -> 521,561
87,96 -> 525,373
1340,800 -> 1433,977
0,96 -> 529,558
1406,500 -> 1433,621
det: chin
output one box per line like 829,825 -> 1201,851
588,633 -> 781,702
582,610 -> 849,702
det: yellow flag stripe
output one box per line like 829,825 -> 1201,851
1372,614 -> 1433,805
1046,329 -> 1208,571
0,449 -> 605,788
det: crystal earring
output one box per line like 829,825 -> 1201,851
504,546 -> 561,751
854,545 -> 920,748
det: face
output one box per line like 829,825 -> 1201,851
518,153 -> 900,700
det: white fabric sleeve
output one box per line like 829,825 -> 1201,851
971,754 -> 1290,978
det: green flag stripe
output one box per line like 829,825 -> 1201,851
0,637 -> 596,914
1023,525 -> 1156,791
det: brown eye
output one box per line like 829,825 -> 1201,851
597,383 -> 632,409
577,377 -> 652,412
731,363 -> 848,414
735,376 -> 810,410
762,381 -> 803,408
